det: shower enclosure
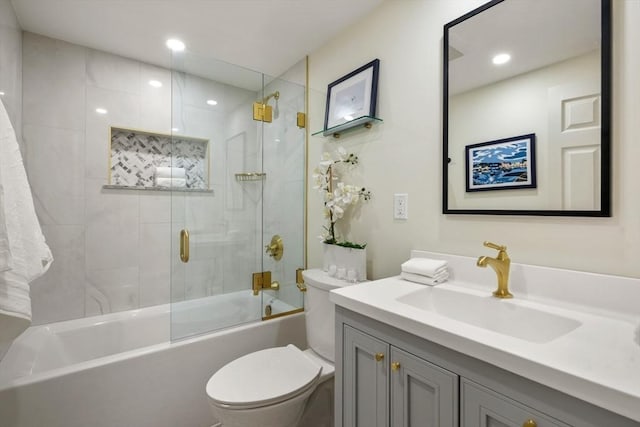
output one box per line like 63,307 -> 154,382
168,50 -> 306,340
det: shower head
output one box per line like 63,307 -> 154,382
253,91 -> 280,123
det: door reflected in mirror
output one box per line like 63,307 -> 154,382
443,0 -> 611,216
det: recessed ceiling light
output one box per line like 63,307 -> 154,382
166,39 -> 185,52
149,80 -> 163,88
95,108 -> 108,115
492,53 -> 511,65
206,99 -> 218,106
0,91 -> 5,96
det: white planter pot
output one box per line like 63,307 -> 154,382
322,243 -> 366,282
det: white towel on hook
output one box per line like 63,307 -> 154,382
401,258 -> 448,277
0,98 -> 53,359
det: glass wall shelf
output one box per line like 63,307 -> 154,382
312,115 -> 382,138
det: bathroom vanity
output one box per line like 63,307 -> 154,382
330,251 -> 640,427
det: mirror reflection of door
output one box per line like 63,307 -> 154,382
548,80 -> 601,210
444,0 -> 610,215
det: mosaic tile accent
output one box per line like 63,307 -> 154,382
109,127 -> 208,189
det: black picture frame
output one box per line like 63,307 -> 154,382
465,133 -> 536,192
324,59 -> 380,131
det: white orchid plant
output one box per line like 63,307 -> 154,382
313,147 -> 371,249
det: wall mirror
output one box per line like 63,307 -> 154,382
443,0 -> 611,216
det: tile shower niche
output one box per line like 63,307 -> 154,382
104,127 -> 211,192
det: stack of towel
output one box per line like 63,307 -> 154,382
155,167 -> 187,188
400,258 -> 449,286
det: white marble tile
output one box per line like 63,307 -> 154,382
139,223 -> 171,307
24,124 -> 85,225
185,192 -> 225,232
139,63 -> 171,133
85,85 -> 141,179
85,267 -> 140,316
22,32 -> 86,130
139,191 -> 172,223
84,178 -> 139,271
30,225 -> 86,325
86,49 -> 141,94
175,104 -> 220,140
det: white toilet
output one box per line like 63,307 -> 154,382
205,269 -> 350,427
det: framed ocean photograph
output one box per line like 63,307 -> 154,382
465,133 -> 536,192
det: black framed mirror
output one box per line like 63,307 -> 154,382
443,0 -> 611,216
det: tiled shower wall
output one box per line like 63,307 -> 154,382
0,0 -> 21,146
23,32 -> 262,325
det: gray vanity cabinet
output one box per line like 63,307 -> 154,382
461,379 -> 570,427
336,306 -> 640,427
343,325 -> 389,427
342,325 -> 458,427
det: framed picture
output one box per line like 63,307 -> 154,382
465,133 -> 536,192
324,58 -> 380,131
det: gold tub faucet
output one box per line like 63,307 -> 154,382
477,241 -> 512,299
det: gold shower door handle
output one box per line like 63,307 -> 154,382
180,229 -> 190,263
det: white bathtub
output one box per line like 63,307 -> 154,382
0,291 -> 306,427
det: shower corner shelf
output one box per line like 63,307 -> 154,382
235,172 -> 266,182
312,115 -> 382,139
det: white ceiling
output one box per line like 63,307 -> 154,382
11,0 -> 384,79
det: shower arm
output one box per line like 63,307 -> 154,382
261,91 -> 280,105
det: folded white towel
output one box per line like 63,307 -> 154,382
155,167 -> 186,179
401,271 -> 448,286
401,258 -> 448,277
155,177 -> 186,188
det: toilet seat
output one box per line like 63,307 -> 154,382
206,344 -> 321,410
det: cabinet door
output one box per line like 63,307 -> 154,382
461,379 -> 571,427
390,347 -> 459,427
343,325 -> 389,427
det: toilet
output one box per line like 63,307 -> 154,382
205,268 -> 351,427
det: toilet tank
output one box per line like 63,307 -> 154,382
302,269 -> 356,362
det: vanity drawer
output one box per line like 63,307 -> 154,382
461,378 -> 571,427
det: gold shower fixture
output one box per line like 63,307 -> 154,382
253,91 -> 280,123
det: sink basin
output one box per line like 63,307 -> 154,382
396,287 -> 581,343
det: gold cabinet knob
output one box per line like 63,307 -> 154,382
523,420 -> 537,427
375,353 -> 384,362
391,362 -> 401,371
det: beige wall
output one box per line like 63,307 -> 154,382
307,0 -> 640,279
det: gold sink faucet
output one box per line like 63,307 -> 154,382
477,241 -> 512,299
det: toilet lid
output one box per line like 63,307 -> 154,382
206,344 -> 321,409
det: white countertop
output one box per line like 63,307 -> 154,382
329,251 -> 640,423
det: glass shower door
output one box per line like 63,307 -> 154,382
168,51 -> 306,341
259,72 -> 306,319
169,51 -> 267,340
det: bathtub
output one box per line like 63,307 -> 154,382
0,291 -> 306,427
